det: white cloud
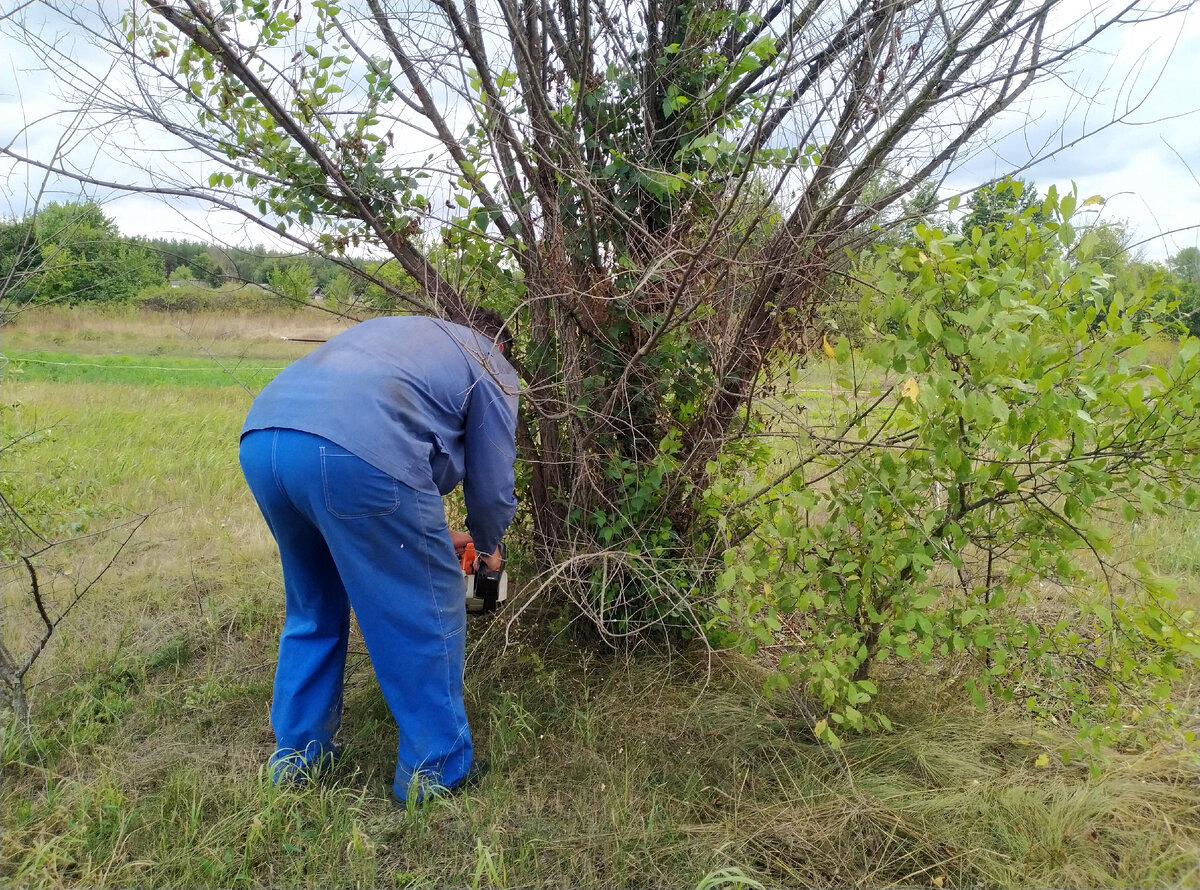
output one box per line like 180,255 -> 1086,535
946,5 -> 1200,258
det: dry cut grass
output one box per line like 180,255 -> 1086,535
3,303 -> 354,360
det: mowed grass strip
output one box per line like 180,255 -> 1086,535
2,350 -> 285,388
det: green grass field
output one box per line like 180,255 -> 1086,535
2,308 -> 1197,888
4,350 -> 288,388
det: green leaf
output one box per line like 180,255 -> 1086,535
661,89 -> 690,119
924,309 -> 943,339
966,677 -> 986,711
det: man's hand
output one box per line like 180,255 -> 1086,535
479,545 -> 503,573
450,530 -> 473,556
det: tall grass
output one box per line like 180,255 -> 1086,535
2,309 -> 1196,888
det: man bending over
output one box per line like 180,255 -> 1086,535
239,310 -> 517,803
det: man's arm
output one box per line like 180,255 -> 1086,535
462,377 -> 518,558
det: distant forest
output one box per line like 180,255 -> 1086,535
0,200 -> 410,312
2,198 -> 1196,337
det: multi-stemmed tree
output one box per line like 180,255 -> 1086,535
4,4 -> 1198,735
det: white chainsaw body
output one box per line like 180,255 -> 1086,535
464,569 -> 508,613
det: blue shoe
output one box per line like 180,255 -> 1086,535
270,742 -> 342,786
389,760 -> 489,807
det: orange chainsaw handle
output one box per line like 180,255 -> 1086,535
459,541 -> 477,574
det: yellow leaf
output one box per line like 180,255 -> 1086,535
901,377 -> 920,402
932,877 -> 945,888
813,718 -> 828,738
1035,753 -> 1050,767
918,251 -> 929,263
823,335 -> 836,360
1082,195 -> 1104,206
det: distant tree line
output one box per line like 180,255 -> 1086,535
2,196 -> 1195,338
0,200 -> 396,311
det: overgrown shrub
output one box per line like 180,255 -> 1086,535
710,187 -> 1200,754
134,283 -> 295,314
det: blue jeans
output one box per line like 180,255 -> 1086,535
239,428 -> 472,800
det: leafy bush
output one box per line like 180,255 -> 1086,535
6,202 -> 166,306
133,282 -> 293,314
711,187 -> 1200,753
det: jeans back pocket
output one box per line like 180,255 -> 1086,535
320,447 -> 402,519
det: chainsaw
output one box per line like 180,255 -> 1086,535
460,541 -> 508,613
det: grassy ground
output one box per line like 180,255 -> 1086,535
2,308 -> 1197,888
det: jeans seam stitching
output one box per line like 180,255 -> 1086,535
414,491 -> 469,780
270,430 -> 305,516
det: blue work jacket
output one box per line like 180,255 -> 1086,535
242,315 -> 519,555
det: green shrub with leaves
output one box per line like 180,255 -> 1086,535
711,186 -> 1200,752
2,202 -> 166,308
133,282 -> 288,314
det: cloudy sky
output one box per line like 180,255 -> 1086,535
945,1 -> 1200,260
1,0 -> 1197,260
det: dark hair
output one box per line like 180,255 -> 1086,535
469,306 -> 513,353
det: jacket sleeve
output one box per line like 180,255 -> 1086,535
462,374 -> 518,556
